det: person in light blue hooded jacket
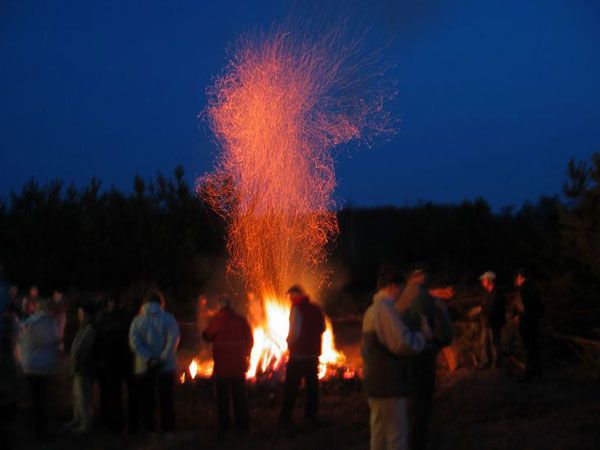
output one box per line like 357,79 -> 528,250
129,289 -> 180,433
18,294 -> 61,440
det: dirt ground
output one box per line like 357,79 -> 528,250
5,361 -> 600,450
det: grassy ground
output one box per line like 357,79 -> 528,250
7,362 -> 600,450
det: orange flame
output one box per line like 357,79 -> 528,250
198,24 -> 392,379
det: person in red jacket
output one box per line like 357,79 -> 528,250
202,296 -> 253,435
280,285 -> 326,427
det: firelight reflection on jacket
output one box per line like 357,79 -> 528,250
129,302 -> 180,375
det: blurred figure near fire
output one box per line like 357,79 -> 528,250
514,269 -> 544,382
8,285 -> 21,319
0,266 -> 20,449
280,285 -> 326,427
129,289 -> 180,434
64,302 -> 97,435
396,263 -> 453,450
21,286 -> 39,320
96,292 -> 137,433
363,263 -> 432,450
477,271 -> 506,369
48,290 -> 67,343
202,295 -> 253,436
18,296 -> 61,441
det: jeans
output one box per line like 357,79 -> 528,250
72,375 -> 94,430
26,375 -> 49,438
479,326 -> 502,369
368,397 -> 409,450
280,357 -> 319,421
139,372 -> 175,433
410,353 -> 437,450
215,377 -> 249,431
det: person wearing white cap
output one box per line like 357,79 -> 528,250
478,271 -> 506,369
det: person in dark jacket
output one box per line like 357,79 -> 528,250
515,269 -> 544,382
363,263 -> 432,450
96,292 -> 137,433
202,295 -> 253,435
396,263 -> 453,450
65,302 -> 97,435
478,271 -> 506,369
0,270 -> 20,449
280,285 -> 326,426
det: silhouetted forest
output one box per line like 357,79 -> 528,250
1,155 -> 598,326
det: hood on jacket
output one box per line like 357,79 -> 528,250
142,302 -> 162,316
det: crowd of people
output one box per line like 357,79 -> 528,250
0,261 -> 544,449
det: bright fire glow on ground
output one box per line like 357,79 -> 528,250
183,297 -> 346,383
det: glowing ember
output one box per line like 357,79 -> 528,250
189,358 -> 199,379
198,23 -> 392,380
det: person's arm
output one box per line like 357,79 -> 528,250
202,313 -> 221,342
432,299 -> 454,349
75,326 -> 96,363
286,305 -> 302,345
129,318 -> 153,359
374,302 -> 426,356
160,315 -> 180,363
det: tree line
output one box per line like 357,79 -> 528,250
1,155 -> 598,325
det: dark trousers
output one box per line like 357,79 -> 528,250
99,368 -> 138,433
26,375 -> 48,438
216,377 -> 249,432
280,357 -> 319,421
410,353 -> 437,450
520,321 -> 542,377
139,372 -> 175,433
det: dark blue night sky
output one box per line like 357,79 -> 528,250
2,0 -> 599,208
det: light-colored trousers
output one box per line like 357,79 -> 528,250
368,397 -> 409,450
72,375 -> 94,430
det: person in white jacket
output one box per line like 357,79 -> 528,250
129,289 -> 180,434
362,264 -> 432,450
18,296 -> 61,440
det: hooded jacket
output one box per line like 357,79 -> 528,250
18,311 -> 61,375
129,302 -> 180,375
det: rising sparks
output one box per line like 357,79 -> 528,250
198,23 -> 393,379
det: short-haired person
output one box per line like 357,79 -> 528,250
202,296 -> 254,436
514,269 -> 544,382
396,263 -> 453,450
362,264 -> 432,450
280,285 -> 326,427
65,302 -> 97,435
478,271 -> 506,369
129,289 -> 180,434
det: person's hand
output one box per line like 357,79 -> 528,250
420,315 -> 433,341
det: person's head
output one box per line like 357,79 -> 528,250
9,285 -> 18,298
286,285 -> 306,304
29,286 -> 39,299
52,290 -> 63,303
32,297 -> 47,313
144,289 -> 166,309
78,302 -> 95,324
479,271 -> 496,291
376,263 -> 405,300
406,261 -> 430,287
217,295 -> 232,310
515,268 -> 529,287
